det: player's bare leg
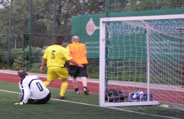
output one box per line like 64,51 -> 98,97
71,77 -> 79,94
81,77 -> 89,95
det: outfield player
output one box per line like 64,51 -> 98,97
66,36 -> 89,95
15,70 -> 51,105
40,36 -> 83,99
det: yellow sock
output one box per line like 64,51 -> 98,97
60,81 -> 68,96
43,81 -> 50,87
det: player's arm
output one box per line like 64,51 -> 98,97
69,59 -> 83,68
15,81 -> 30,105
15,83 -> 25,105
40,48 -> 48,72
64,47 -> 83,67
84,44 -> 87,57
22,80 -> 31,104
40,58 -> 47,71
21,85 -> 31,104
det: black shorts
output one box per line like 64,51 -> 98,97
69,64 -> 88,78
27,92 -> 51,104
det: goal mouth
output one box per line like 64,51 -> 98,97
100,14 -> 184,107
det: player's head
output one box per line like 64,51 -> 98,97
55,36 -> 64,45
72,36 -> 80,43
17,70 -> 28,79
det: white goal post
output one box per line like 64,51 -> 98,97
99,14 -> 184,107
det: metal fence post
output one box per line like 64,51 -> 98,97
82,0 -> 86,15
8,0 -> 13,68
21,34 -> 25,69
53,0 -> 56,42
153,0 -> 157,10
29,0 -> 32,71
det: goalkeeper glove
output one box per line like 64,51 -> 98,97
14,102 -> 24,105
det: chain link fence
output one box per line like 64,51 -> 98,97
0,0 -> 184,79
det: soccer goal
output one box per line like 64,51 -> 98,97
99,14 -> 184,107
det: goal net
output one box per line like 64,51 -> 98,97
99,14 -> 184,107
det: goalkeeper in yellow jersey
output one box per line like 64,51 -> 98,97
40,36 -> 83,99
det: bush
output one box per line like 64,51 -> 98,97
11,46 -> 43,70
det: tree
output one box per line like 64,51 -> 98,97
0,0 -> 183,47
156,0 -> 184,9
85,0 -> 105,14
112,0 -> 184,12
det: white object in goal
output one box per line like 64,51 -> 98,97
99,14 -> 184,107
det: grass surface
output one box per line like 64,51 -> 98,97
0,82 -> 184,119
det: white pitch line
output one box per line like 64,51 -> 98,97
0,89 -> 181,119
0,89 -> 21,94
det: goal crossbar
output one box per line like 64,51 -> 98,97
100,14 -> 184,22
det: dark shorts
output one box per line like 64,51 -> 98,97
68,64 -> 88,78
27,92 -> 51,104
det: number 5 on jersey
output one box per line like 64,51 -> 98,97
51,50 -> 56,59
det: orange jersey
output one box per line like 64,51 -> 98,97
66,43 -> 88,65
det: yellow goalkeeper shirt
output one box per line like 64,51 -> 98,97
43,45 -> 72,68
